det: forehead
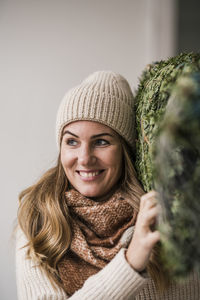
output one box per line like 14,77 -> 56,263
63,120 -> 118,136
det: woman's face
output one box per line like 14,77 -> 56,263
60,121 -> 123,199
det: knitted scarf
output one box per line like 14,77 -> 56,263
57,189 -> 137,296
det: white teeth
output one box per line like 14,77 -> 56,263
79,171 -> 101,178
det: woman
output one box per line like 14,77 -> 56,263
16,71 -> 199,299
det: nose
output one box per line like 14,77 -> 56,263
78,144 -> 96,166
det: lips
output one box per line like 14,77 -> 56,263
76,170 -> 104,178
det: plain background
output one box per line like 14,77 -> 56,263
0,0 -> 199,299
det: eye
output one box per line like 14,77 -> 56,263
66,139 -> 78,146
94,139 -> 110,147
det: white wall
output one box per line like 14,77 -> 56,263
0,0 -> 177,298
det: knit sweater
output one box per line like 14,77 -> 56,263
16,228 -> 200,300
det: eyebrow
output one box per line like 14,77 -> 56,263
62,130 -> 114,139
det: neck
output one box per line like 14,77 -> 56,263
89,185 -> 120,202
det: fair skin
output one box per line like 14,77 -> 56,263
61,120 -> 160,272
60,120 -> 123,199
126,190 -> 161,272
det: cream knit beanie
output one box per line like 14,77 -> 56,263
56,71 -> 135,149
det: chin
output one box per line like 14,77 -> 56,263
78,187 -> 103,199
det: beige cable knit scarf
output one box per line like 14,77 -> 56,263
57,189 -> 137,296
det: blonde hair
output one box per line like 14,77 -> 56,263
18,138 -> 169,291
18,156 -> 71,288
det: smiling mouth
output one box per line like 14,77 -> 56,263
77,170 -> 104,178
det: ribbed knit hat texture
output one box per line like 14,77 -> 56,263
56,71 -> 135,148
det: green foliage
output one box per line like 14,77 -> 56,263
134,52 -> 200,191
134,52 -> 200,279
154,73 -> 200,278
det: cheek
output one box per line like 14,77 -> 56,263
60,150 -> 75,170
107,148 -> 123,174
